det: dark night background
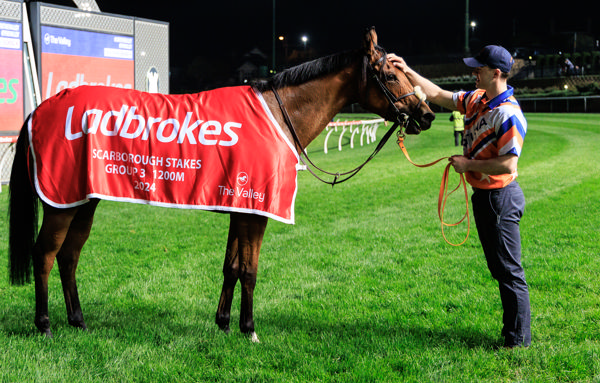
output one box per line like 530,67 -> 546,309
35,0 -> 599,93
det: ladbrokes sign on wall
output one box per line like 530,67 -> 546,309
29,86 -> 300,224
40,25 -> 134,101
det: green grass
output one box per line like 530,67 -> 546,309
1,113 -> 599,382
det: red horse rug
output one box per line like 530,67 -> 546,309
28,85 -> 300,224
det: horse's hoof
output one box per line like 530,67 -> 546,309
40,329 -> 53,338
248,331 -> 260,343
216,315 -> 231,334
69,320 -> 87,330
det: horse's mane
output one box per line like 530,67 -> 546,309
253,49 -> 362,92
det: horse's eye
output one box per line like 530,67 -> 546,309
385,73 -> 397,82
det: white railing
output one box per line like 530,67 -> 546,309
323,118 -> 386,154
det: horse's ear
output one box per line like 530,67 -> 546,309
363,26 -> 378,63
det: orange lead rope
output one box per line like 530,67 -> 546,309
397,133 -> 470,246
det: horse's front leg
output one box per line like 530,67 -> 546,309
236,213 -> 268,343
215,213 -> 267,342
215,218 -> 240,334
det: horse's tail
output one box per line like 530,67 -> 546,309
8,116 -> 38,285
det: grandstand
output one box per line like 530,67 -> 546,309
409,54 -> 600,113
416,54 -> 600,89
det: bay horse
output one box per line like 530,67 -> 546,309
8,27 -> 434,342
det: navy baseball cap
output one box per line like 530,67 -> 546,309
463,45 -> 514,73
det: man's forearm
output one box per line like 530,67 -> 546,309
389,54 -> 456,110
403,69 -> 444,103
450,154 -> 518,175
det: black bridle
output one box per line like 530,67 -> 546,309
271,49 -> 424,186
368,46 -> 424,126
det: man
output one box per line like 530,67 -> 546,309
450,110 -> 464,147
389,45 -> 531,348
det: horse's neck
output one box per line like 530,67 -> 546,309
280,71 -> 358,148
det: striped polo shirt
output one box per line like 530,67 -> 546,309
453,86 -> 527,189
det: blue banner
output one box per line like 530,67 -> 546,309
41,25 -> 133,60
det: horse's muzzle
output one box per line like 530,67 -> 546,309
405,111 -> 435,134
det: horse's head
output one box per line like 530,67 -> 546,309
361,27 -> 435,134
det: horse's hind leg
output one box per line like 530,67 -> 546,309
33,204 -> 78,337
56,199 -> 99,330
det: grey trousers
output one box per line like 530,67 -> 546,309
472,181 -> 531,347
